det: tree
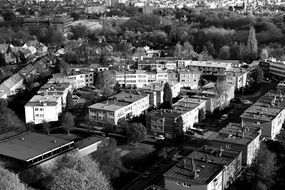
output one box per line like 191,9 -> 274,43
114,82 -> 121,93
174,116 -> 184,138
0,166 -> 26,190
66,91 -> 74,111
125,123 -> 147,146
247,26 -> 258,61
260,48 -> 269,60
42,121 -> 51,135
174,42 -> 183,57
198,109 -> 206,122
51,154 -> 111,190
94,71 -> 116,96
0,99 -> 9,134
70,25 -> 88,40
61,112 -> 75,135
218,46 -> 230,60
2,11 -> 16,21
248,66 -> 264,87
163,82 -> 173,108
251,142 -> 277,190
92,138 -> 122,179
230,42 -> 240,60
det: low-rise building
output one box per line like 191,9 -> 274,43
177,70 -> 201,88
208,123 -> 261,165
164,157 -> 224,190
179,60 -> 232,75
146,98 -> 206,138
0,73 -> 24,96
25,94 -> 62,124
187,146 -> 242,189
0,131 -> 74,166
259,58 -> 285,79
38,82 -> 73,108
88,91 -> 149,125
224,68 -> 250,90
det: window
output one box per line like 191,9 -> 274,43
177,181 -> 183,186
35,114 -> 39,117
35,108 -> 39,111
183,182 -> 191,188
226,144 -> 231,149
40,108 -> 44,111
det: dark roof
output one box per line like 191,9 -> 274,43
0,132 -> 73,162
164,158 -> 223,184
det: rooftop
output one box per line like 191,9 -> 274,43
208,123 -> 261,146
74,135 -> 105,149
240,104 -> 282,121
88,100 -> 129,112
164,158 -> 223,184
0,132 -> 73,162
38,82 -> 71,92
25,94 -> 61,107
187,147 -> 241,166
109,91 -> 148,103
147,109 -> 182,119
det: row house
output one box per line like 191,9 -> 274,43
88,91 -> 149,125
25,94 -> 62,124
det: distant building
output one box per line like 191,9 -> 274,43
0,132 -> 73,166
259,58 -> 285,79
143,5 -> 156,14
164,157 -> 224,190
23,16 -> 74,33
88,91 -> 149,125
85,5 -> 107,14
25,94 -> 62,124
208,123 -> 261,165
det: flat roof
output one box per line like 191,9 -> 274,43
38,82 -> 71,92
109,91 -> 148,103
185,60 -> 232,69
208,123 -> 261,146
88,100 -> 129,112
0,132 -> 73,162
240,104 -> 281,121
74,135 -> 105,149
25,95 -> 61,107
147,109 -> 182,119
164,158 -> 223,184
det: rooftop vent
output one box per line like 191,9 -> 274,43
20,138 -> 24,141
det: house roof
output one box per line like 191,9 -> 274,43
25,95 -> 61,107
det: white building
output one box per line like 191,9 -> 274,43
25,95 -> 62,124
38,82 -> 73,108
88,91 -> 149,125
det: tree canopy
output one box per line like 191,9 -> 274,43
0,166 -> 26,190
51,154 -> 111,190
66,91 -> 74,111
61,112 -> 75,135
163,82 -> 173,108
125,122 -> 147,146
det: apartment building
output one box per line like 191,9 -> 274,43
25,94 -> 62,124
241,91 -> 285,139
259,58 -> 285,78
187,146 -> 242,189
88,91 -> 149,125
53,72 -> 88,89
146,99 -> 206,138
138,57 -> 177,71
208,123 -> 261,165
164,157 -> 224,190
179,60 -> 232,75
178,70 -> 201,88
224,68 -> 250,90
138,82 -> 181,106
38,82 -> 73,108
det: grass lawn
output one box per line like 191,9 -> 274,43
119,143 -> 155,160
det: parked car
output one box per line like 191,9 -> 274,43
221,114 -> 229,120
242,100 -> 252,104
142,172 -> 150,179
155,135 -> 165,140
